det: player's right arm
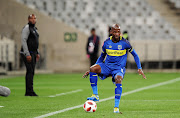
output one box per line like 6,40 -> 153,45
21,25 -> 32,62
21,25 -> 30,56
95,41 -> 107,64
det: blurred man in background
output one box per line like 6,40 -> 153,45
123,31 -> 129,40
86,28 -> 100,66
20,14 -> 40,96
108,26 -> 113,37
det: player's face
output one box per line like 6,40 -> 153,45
28,15 -> 36,24
91,30 -> 96,36
112,29 -> 120,41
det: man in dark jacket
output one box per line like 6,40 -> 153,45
86,28 -> 100,66
20,14 -> 40,96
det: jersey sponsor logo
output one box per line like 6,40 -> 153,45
109,45 -> 112,48
106,49 -> 126,56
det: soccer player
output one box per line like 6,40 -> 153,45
83,24 -> 146,113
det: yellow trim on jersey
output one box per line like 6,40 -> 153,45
115,86 -> 122,88
110,36 -> 112,40
92,75 -> 97,76
106,49 -> 127,56
129,48 -> 133,53
110,36 -> 122,40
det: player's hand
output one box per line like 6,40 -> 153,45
138,69 -> 146,79
86,54 -> 90,58
36,54 -> 40,61
26,55 -> 32,62
83,71 -> 90,78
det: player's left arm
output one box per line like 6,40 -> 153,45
130,49 -> 146,79
125,39 -> 146,79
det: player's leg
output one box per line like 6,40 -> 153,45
90,64 -> 101,73
89,72 -> 98,95
22,53 -> 36,96
21,54 -> 32,95
114,75 -> 123,113
83,64 -> 101,78
87,64 -> 101,101
89,55 -> 99,95
88,64 -> 101,95
31,53 -> 38,96
112,68 -> 126,113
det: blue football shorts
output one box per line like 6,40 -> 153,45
97,63 -> 126,81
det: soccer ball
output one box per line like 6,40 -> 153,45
83,100 -> 97,112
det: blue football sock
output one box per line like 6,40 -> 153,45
114,84 -> 122,108
90,72 -> 98,95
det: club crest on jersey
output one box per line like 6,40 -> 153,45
109,45 -> 112,48
118,45 -> 122,50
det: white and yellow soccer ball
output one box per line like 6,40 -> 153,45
83,100 -> 97,112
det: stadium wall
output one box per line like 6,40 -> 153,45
0,0 -> 179,73
0,0 -> 89,72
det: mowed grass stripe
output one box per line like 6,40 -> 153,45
34,77 -> 180,118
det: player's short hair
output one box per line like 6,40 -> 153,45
28,14 -> 36,19
91,28 -> 95,32
112,24 -> 120,30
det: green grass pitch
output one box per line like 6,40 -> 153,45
0,73 -> 180,118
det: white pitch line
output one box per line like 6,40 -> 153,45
48,89 -> 82,97
0,106 -> 4,108
35,77 -> 180,118
121,100 -> 180,101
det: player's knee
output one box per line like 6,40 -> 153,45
90,67 -> 97,73
115,75 -> 123,84
90,67 -> 94,73
115,79 -> 122,84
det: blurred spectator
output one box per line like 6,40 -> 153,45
108,26 -> 112,37
123,31 -> 129,40
86,28 -> 100,66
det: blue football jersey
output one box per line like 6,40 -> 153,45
101,36 -> 132,69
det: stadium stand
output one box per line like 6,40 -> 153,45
0,0 -> 180,72
167,0 -> 180,9
165,0 -> 180,14
0,35 -> 15,73
15,0 -> 180,40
